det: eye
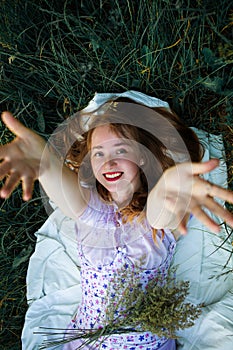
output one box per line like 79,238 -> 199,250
116,148 -> 127,155
92,151 -> 104,158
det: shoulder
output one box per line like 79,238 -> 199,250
76,189 -> 114,222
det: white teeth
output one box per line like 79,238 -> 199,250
105,172 -> 121,178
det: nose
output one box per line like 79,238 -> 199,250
103,156 -> 118,168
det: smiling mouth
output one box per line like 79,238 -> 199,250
103,172 -> 123,181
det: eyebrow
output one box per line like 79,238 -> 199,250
91,142 -> 129,150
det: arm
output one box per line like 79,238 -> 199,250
146,160 -> 233,234
0,112 -> 88,219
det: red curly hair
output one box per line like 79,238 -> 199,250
63,100 -> 203,239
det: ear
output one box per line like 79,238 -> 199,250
139,159 -> 145,166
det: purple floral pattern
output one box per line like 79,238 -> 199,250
63,191 -> 176,349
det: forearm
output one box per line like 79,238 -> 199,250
39,146 -> 87,219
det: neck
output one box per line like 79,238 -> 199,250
111,179 -> 140,208
108,173 -> 142,208
111,191 -> 133,208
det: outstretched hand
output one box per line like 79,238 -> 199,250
147,159 -> 233,234
0,112 -> 47,201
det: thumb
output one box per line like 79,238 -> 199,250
177,217 -> 188,235
191,159 -> 219,175
1,111 -> 29,137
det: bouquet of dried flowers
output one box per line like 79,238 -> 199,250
37,264 -> 202,349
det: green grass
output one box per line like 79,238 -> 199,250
0,0 -> 232,348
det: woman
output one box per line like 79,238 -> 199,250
1,91 -> 233,349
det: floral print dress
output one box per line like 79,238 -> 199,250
63,191 -> 176,350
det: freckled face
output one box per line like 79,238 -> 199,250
90,125 -> 141,201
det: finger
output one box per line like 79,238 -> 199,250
1,111 -> 29,138
0,160 -> 11,178
191,205 -> 220,233
191,159 -> 220,175
0,171 -> 21,198
177,218 -> 188,235
194,178 -> 233,204
205,182 -> 233,204
170,211 -> 189,235
22,176 -> 35,201
205,197 -> 233,227
174,211 -> 188,235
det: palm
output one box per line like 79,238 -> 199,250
0,112 -> 46,200
161,161 -> 233,233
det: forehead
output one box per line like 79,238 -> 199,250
91,124 -> 122,147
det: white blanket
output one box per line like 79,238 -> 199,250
22,128 -> 233,349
